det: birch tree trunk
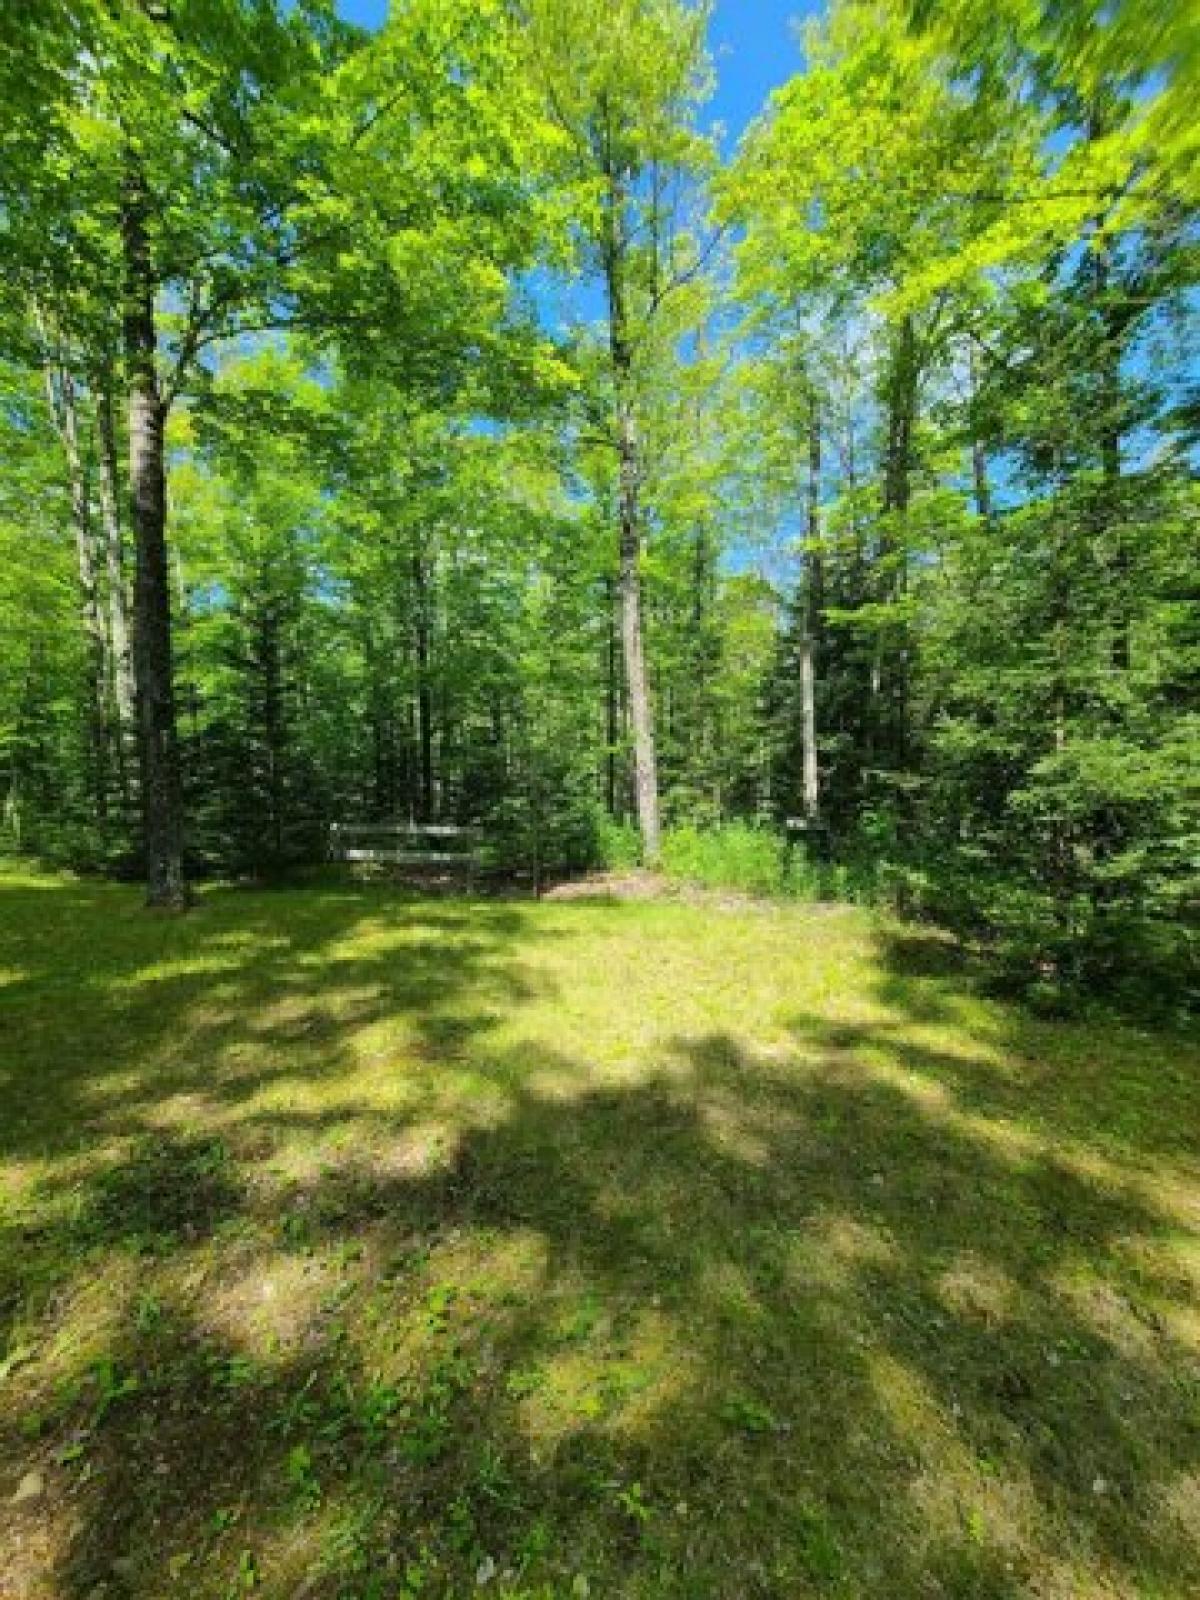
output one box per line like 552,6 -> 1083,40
602,170 -> 660,865
799,391 -> 823,823
615,396 -> 660,863
123,159 -> 188,908
38,327 -> 110,821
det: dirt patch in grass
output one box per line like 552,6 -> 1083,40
543,869 -> 670,902
1,866 -> 1198,1598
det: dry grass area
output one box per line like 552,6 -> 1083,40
1,865 -> 1198,1599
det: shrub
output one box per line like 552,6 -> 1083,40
660,823 -> 788,896
596,819 -> 642,871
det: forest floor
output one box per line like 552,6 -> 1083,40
1,865 -> 1199,1600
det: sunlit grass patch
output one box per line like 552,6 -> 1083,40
1,873 -> 1198,1597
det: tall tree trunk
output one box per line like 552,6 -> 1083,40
1083,106 -> 1131,675
879,314 -> 918,772
412,546 -> 434,823
259,598 -> 284,865
799,390 -> 823,823
683,522 -> 711,805
1093,245 -> 1130,672
883,318 -> 917,521
363,627 -> 393,819
123,159 -> 188,908
95,372 -> 137,759
615,398 -> 660,863
602,171 -> 660,865
604,576 -> 619,817
37,327 -> 110,822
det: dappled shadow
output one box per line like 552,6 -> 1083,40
77,1135 -> 246,1250
0,874 -> 547,1171
858,920 -> 1200,1166
1,877 -> 1198,1598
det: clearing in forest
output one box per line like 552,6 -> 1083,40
1,867 -> 1198,1598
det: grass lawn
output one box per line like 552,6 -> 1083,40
1,866 -> 1198,1599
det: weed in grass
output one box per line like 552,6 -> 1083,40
284,1443 -> 321,1510
721,1395 -> 779,1436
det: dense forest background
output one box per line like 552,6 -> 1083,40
0,0 -> 1196,1012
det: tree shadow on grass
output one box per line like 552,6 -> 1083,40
0,877 -> 550,1172
856,920 -> 1200,1166
2,884 -> 1198,1598
7,1044 -> 1198,1596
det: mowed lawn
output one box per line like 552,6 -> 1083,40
1,869 -> 1198,1600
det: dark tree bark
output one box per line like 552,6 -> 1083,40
363,625 -> 397,819
882,316 -> 917,521
411,545 -> 434,823
123,160 -> 188,908
1092,244 -> 1131,672
257,597 -> 285,863
1082,106 -> 1132,675
877,313 -> 919,771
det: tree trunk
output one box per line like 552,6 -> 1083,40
883,317 -> 917,521
800,390 -> 822,823
259,598 -> 285,864
123,160 -> 188,908
615,397 -> 660,864
1093,246 -> 1130,672
879,314 -> 919,772
1083,108 -> 1131,675
602,170 -> 660,865
412,546 -> 434,823
95,372 -> 137,757
38,329 -> 110,822
604,576 -> 619,817
362,625 -> 395,819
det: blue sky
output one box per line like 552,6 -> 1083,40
336,1 -> 821,151
707,0 -> 819,147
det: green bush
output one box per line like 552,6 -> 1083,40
594,816 -> 937,918
660,823 -> 789,895
595,820 -> 882,904
596,819 -> 642,871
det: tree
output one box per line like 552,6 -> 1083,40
522,0 -> 715,864
0,0 -> 1193,1013
1,0 -> 550,904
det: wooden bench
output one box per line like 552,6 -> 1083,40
329,822 -> 483,885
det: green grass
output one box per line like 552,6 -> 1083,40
1,863 -> 1198,1599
